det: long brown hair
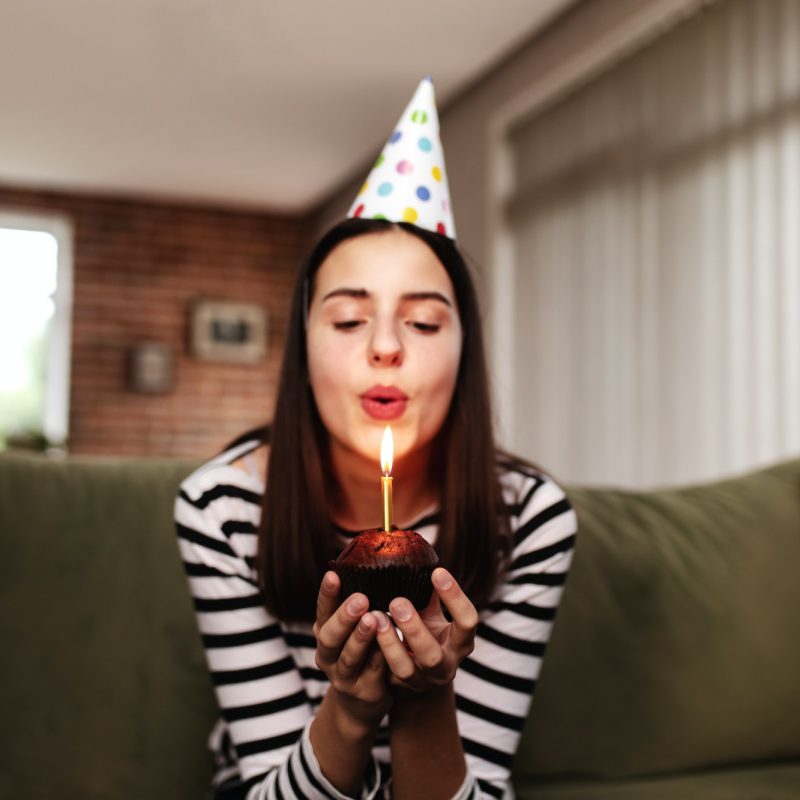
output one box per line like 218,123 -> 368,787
256,218 -> 513,622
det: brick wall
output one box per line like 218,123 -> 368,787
0,185 -> 311,458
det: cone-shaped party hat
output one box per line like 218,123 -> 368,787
347,76 -> 456,239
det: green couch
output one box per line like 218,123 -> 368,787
1,451 -> 798,799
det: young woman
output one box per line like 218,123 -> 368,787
175,217 -> 578,800
176,78 -> 576,800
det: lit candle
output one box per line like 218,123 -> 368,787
380,426 -> 394,532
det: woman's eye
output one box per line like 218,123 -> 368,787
409,321 -> 440,333
333,320 -> 363,330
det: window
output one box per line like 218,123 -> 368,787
0,212 -> 73,450
495,0 -> 800,487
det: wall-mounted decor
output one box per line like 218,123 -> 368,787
129,342 -> 173,394
190,300 -> 267,364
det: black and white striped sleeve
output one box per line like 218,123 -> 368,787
451,470 -> 578,799
174,465 -> 383,800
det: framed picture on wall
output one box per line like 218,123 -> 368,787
129,342 -> 174,393
190,300 -> 267,363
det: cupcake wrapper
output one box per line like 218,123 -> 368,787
330,562 -> 440,613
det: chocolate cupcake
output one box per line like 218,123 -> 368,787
331,528 -> 440,613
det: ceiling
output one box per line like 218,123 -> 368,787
0,0 -> 571,215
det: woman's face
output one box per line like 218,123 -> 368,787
306,228 -> 462,469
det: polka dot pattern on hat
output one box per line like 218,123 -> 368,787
346,76 -> 456,239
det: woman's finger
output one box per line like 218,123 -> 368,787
432,568 -> 479,653
313,571 -> 340,639
418,582 -> 446,625
388,598 -> 446,674
335,612 -> 378,682
374,610 -> 422,685
315,592 -> 369,667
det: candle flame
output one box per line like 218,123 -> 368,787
380,426 -> 393,476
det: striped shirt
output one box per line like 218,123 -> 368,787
175,437 -> 577,800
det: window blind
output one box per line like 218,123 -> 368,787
504,0 -> 800,487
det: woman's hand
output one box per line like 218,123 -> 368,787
313,570 -> 393,732
373,567 -> 479,695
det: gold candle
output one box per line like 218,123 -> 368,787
380,426 -> 394,532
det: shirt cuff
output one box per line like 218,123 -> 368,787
449,765 -> 476,800
301,718 -> 382,800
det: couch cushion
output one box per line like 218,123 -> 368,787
0,452 -> 214,800
514,458 -> 800,781
516,761 -> 800,799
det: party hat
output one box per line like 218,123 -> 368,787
347,76 -> 456,239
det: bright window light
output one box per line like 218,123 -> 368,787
0,228 -> 59,446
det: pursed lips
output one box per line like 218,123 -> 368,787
359,386 -> 409,420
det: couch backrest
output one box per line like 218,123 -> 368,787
3,452 -> 799,797
0,452 -> 213,800
515,457 -> 800,781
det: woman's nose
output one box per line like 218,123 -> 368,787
368,321 -> 403,367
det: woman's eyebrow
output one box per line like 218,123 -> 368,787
321,288 -> 369,302
321,288 -> 452,307
402,291 -> 452,308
